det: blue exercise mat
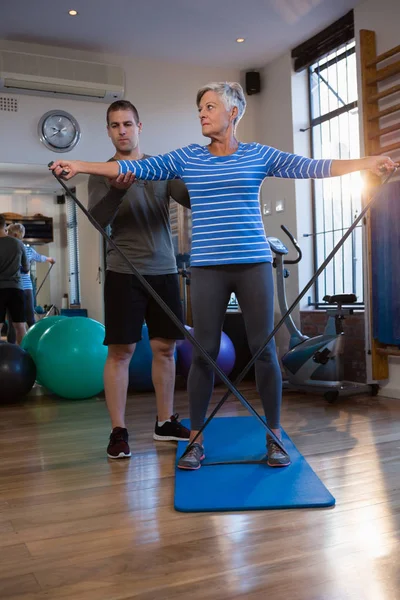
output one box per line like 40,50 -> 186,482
175,417 -> 335,512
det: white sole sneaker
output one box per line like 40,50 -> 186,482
107,451 -> 131,459
153,433 -> 190,442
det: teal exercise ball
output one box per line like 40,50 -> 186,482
21,315 -> 67,385
35,317 -> 107,399
20,315 -> 67,362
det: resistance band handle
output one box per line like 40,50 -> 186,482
48,161 -> 69,178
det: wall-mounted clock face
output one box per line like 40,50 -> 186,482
38,110 -> 81,153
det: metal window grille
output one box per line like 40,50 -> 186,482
309,40 -> 364,307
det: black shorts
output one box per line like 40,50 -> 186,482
104,271 -> 184,345
0,288 -> 26,323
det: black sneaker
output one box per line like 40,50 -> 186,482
153,414 -> 190,442
107,427 -> 131,459
177,443 -> 205,470
267,435 -> 291,467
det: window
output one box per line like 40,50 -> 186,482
66,195 -> 81,305
309,40 -> 363,305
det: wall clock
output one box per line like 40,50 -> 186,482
38,110 -> 81,153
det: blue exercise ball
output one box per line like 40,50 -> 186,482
177,326 -> 236,385
128,324 -> 178,392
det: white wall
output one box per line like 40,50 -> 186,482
259,53 -> 297,247
355,0 -> 400,60
0,193 -> 67,307
354,0 -> 400,397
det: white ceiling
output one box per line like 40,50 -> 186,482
1,0 -> 362,69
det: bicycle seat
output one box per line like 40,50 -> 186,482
323,294 -> 357,305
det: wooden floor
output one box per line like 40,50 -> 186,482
0,383 -> 399,600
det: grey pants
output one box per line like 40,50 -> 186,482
188,262 -> 282,431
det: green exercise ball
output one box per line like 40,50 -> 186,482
21,316 -> 67,384
35,317 -> 107,399
21,316 -> 67,362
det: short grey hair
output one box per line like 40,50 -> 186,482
196,82 -> 247,130
7,223 -> 25,238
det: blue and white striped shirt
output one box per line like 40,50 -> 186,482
21,245 -> 47,290
118,143 -> 332,267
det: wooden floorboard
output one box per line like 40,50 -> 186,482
0,383 -> 399,600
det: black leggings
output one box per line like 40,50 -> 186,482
188,262 -> 282,431
7,289 -> 35,343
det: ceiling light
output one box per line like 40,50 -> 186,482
68,9 -> 78,16
236,38 -> 245,43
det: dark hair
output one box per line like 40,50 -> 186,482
0,214 -> 6,229
106,101 -> 140,125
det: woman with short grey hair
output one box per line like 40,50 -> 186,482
50,81 -> 397,470
196,82 -> 247,131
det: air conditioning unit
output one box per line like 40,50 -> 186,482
0,50 -> 125,103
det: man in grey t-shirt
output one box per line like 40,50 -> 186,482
88,100 -> 191,459
0,214 -> 29,344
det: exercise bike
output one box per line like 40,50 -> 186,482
267,225 -> 379,403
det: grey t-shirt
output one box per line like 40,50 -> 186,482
88,156 -> 190,275
0,236 -> 29,289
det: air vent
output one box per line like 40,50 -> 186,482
0,96 -> 18,112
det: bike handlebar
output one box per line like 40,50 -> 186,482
280,225 -> 302,264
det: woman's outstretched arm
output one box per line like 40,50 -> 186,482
49,148 -> 187,181
50,160 -> 119,180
